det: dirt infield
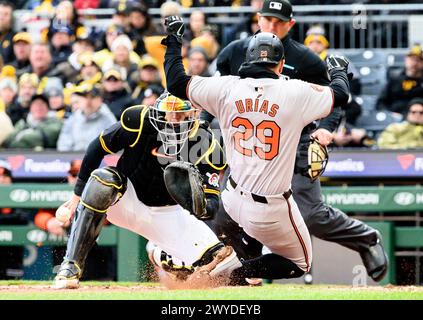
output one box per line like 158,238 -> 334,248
0,283 -> 167,293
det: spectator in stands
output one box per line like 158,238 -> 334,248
101,68 -> 135,120
127,2 -> 159,56
188,47 -> 210,77
378,98 -> 423,149
55,34 -> 97,86
303,24 -> 368,148
140,83 -> 164,107
50,24 -> 74,66
69,33 -> 96,71
68,89 -> 86,113
191,25 -> 221,62
22,43 -> 64,85
10,32 -> 32,77
0,77 -> 18,119
75,55 -> 103,86
135,82 -> 163,105
102,34 -> 139,82
57,84 -> 115,152
158,1 -> 182,33
3,94 -> 62,150
0,159 -> 33,279
45,85 -> 71,119
46,0 -> 85,41
0,111 -> 13,145
222,0 -> 263,45
377,45 -> 423,116
143,1 -> 188,86
130,55 -> 163,103
111,3 -> 130,29
6,73 -> 38,125
0,1 -> 15,65
304,24 -> 361,95
94,24 -> 141,69
185,10 -> 207,42
332,123 -> 375,148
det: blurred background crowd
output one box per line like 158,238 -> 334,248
0,0 -> 422,283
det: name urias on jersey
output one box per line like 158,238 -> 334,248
234,97 -> 279,117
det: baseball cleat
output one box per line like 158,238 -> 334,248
360,230 -> 388,282
245,278 -> 263,286
209,246 -> 242,277
147,242 -> 193,281
54,261 -> 82,289
189,245 -> 242,281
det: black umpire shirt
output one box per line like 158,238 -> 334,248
216,34 -> 342,135
74,106 -> 225,208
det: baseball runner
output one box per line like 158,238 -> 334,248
213,0 -> 388,282
162,15 -> 350,281
54,93 -> 240,289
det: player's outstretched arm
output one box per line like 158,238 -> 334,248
326,55 -> 350,108
162,16 -> 192,100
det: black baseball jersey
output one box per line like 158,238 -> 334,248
75,105 -> 226,207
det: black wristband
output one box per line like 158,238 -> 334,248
74,177 -> 87,197
161,34 -> 182,47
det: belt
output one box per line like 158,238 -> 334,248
228,176 -> 292,204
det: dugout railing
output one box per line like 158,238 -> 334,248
1,183 -> 422,285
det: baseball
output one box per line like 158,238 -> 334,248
56,206 -> 71,223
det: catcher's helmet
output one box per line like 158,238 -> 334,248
246,32 -> 285,65
148,92 -> 199,156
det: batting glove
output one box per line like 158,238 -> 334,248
326,54 -> 349,72
164,15 -> 185,44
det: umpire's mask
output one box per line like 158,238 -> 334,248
149,92 -> 199,156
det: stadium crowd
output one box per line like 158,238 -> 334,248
0,0 -> 422,280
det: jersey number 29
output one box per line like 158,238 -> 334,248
232,117 -> 281,161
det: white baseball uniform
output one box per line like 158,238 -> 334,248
187,76 -> 333,271
106,179 -> 221,265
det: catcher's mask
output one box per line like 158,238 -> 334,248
149,92 -> 199,156
307,137 -> 329,181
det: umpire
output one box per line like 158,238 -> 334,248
214,0 -> 388,282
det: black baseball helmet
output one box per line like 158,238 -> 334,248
246,32 -> 285,65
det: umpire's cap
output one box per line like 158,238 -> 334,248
246,32 -> 285,65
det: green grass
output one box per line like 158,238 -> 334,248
1,281 -> 423,300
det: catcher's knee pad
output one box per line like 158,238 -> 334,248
81,167 -> 127,213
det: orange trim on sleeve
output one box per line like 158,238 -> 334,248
34,211 -> 55,231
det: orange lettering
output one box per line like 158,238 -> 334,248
259,100 -> 269,114
254,98 -> 260,112
235,100 -> 245,113
245,99 -> 253,112
268,104 -> 279,117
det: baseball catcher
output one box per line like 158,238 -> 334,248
54,92 -> 240,289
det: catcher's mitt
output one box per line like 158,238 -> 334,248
307,137 -> 329,181
163,161 -> 208,219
